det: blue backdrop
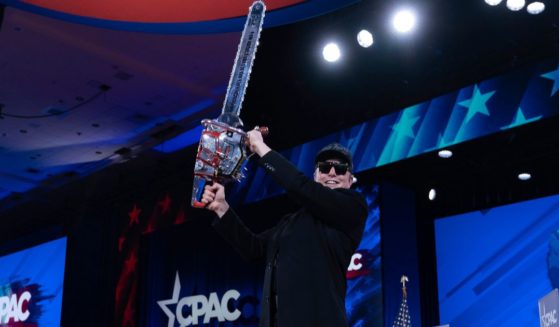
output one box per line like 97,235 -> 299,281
0,237 -> 67,326
435,194 -> 559,326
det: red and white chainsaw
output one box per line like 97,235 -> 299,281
191,1 -> 267,208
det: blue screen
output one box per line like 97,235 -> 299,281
435,194 -> 559,326
0,237 -> 67,326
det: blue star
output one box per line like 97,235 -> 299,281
541,65 -> 559,96
391,112 -> 420,139
500,107 -> 542,130
458,85 -> 495,123
157,272 -> 181,327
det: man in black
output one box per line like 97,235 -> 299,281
201,130 -> 368,327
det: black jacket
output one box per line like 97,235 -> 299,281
212,150 -> 368,327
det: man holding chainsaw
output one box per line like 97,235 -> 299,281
202,129 -> 367,327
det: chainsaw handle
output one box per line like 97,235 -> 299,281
244,125 -> 269,146
255,126 -> 269,137
191,175 -> 209,208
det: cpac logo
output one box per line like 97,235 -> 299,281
347,253 -> 363,271
158,272 -> 241,327
0,291 -> 32,324
347,251 -> 370,279
541,304 -> 558,327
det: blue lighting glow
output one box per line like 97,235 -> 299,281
154,125 -> 204,153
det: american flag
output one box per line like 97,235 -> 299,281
392,275 -> 411,327
392,297 -> 412,327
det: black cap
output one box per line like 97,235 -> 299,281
315,143 -> 353,172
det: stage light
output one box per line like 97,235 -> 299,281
485,0 -> 503,5
438,149 -> 453,158
429,188 -> 437,201
506,0 -> 525,11
322,43 -> 341,62
357,30 -> 373,48
392,9 -> 417,33
527,2 -> 545,14
518,172 -> 532,181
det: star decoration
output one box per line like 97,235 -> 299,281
391,112 -> 420,139
541,65 -> 559,96
458,85 -> 495,123
158,272 -> 182,327
500,107 -> 542,130
128,205 -> 141,226
159,195 -> 172,214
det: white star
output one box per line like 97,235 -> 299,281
158,271 -> 181,327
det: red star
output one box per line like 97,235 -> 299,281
128,205 -> 141,226
118,236 -> 126,252
158,195 -> 172,214
124,251 -> 137,274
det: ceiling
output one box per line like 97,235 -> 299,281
0,0 -> 558,209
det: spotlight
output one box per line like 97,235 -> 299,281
527,2 -> 545,14
438,149 -> 453,159
392,9 -> 417,33
506,0 -> 525,11
518,172 -> 531,181
322,43 -> 341,62
357,30 -> 374,48
485,0 -> 503,5
428,188 -> 437,201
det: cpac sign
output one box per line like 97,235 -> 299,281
0,291 -> 32,324
347,251 -> 371,279
347,252 -> 363,272
539,289 -> 559,327
158,272 -> 241,327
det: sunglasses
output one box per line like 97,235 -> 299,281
317,162 -> 349,175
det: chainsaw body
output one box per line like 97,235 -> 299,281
191,119 -> 248,208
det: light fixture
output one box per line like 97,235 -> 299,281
357,30 -> 374,48
322,43 -> 341,62
428,188 -> 437,201
527,2 -> 545,14
438,149 -> 453,158
392,9 -> 417,33
485,0 -> 503,5
506,0 -> 526,11
518,172 -> 532,181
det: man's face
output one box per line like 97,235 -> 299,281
314,159 -> 353,189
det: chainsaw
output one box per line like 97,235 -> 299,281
191,1 -> 267,208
